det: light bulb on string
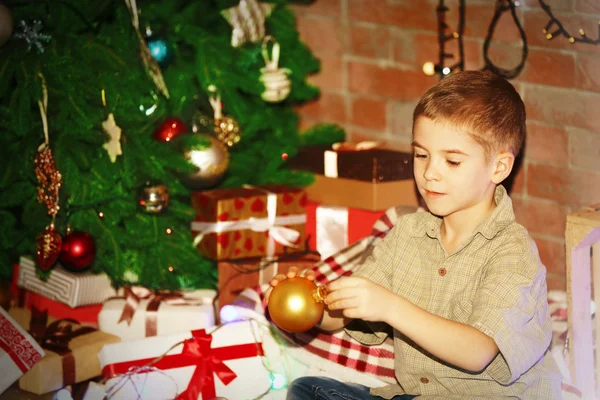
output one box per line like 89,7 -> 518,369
422,62 -> 436,76
166,228 -> 172,234
270,373 -> 287,390
168,266 -> 174,272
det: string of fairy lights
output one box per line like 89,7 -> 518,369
424,0 -> 599,80
539,0 -> 600,44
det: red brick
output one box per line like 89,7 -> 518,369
523,0 -> 573,12
351,96 -> 388,131
575,53 -> 600,93
524,10 -> 600,55
447,4 -> 524,41
289,0 -> 342,18
348,61 -> 437,101
308,56 -> 344,91
575,0 -> 600,14
482,41 -> 528,78
390,100 -> 418,137
524,85 -> 600,132
525,122 -> 568,165
534,237 -> 566,276
527,163 -> 600,206
546,274 -> 566,291
512,197 -> 570,237
296,15 -> 344,55
568,127 -> 600,170
522,49 -> 575,88
347,129 -> 382,144
412,33 -> 438,67
349,24 -> 391,60
296,92 -> 348,125
348,0 -> 437,31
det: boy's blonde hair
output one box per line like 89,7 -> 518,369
413,70 -> 526,162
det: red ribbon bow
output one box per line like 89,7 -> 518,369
102,328 -> 264,399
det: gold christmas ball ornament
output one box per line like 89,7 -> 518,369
260,67 -> 291,103
138,182 -> 169,213
0,5 -> 14,48
214,116 -> 241,148
179,134 -> 230,190
267,277 -> 328,333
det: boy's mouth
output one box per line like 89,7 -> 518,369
424,189 -> 445,198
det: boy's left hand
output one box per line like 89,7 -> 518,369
325,277 -> 396,323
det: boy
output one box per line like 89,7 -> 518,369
268,70 -> 562,399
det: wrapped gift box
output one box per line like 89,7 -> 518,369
0,306 -> 45,395
9,307 -> 120,395
217,252 -> 321,308
191,185 -> 307,260
288,144 -> 419,210
98,320 -> 271,400
15,289 -> 102,327
98,288 -> 217,341
15,257 -> 117,307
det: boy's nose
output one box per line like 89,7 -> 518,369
423,161 -> 440,181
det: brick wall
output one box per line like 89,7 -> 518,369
291,0 -> 600,290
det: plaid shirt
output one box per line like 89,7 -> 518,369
346,186 -> 562,399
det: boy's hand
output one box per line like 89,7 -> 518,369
263,266 -> 316,304
325,276 -> 396,323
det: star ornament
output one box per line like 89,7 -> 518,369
221,0 -> 275,47
102,113 -> 123,163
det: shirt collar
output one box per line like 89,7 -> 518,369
410,185 -> 515,240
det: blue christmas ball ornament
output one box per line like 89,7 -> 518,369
146,36 -> 172,67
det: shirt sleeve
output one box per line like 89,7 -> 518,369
468,232 -> 553,385
344,218 -> 406,345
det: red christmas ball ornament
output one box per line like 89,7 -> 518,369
59,231 -> 96,271
153,117 -> 187,142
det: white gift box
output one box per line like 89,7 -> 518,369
17,256 -> 117,307
98,320 -> 271,400
0,306 -> 45,395
98,288 -> 217,341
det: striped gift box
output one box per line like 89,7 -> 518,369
17,256 -> 117,307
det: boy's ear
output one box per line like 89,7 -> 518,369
491,152 -> 515,184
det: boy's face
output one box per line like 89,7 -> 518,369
412,117 -> 497,218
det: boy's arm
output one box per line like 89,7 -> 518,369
385,293 -> 499,372
316,306 -> 352,332
327,277 -> 499,372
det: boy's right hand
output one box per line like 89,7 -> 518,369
263,266 -> 316,304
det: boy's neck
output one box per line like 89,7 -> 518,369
440,186 -> 497,252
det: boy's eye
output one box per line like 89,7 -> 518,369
414,153 -> 428,159
446,160 -> 461,167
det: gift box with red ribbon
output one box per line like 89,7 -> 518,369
191,185 -> 307,260
98,320 -> 270,400
98,287 -> 217,341
287,142 -> 420,211
8,307 -> 120,395
0,306 -> 45,395
217,251 -> 321,309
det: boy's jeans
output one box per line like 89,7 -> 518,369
286,376 -> 417,400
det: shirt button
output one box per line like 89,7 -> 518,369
438,268 -> 447,276
420,377 -> 429,384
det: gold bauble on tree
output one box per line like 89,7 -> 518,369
179,134 -> 230,190
267,276 -> 328,333
138,181 -> 169,213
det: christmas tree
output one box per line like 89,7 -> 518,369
0,0 -> 344,290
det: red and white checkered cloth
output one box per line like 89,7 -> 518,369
252,205 -> 419,383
